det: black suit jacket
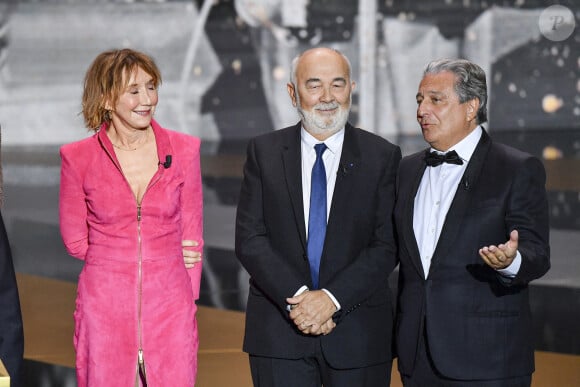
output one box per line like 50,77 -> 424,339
235,122 -> 401,369
394,130 -> 550,380
0,212 -> 24,387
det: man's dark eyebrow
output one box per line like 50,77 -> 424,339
416,90 -> 447,99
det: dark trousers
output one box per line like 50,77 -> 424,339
401,328 -> 531,387
249,339 -> 391,387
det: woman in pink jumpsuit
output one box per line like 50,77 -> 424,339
59,49 -> 203,386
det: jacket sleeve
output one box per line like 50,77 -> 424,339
180,137 -> 204,300
59,146 -> 89,260
507,156 -> 550,285
235,138 -> 308,313
0,212 -> 24,387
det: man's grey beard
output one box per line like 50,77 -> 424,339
295,94 -> 350,137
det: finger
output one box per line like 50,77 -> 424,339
479,248 -> 493,262
183,253 -> 201,262
183,254 -> 201,262
304,324 -> 320,335
182,240 -> 199,247
510,229 -> 519,243
492,256 -> 506,269
490,254 -> 503,266
479,246 -> 494,256
505,230 -> 519,256
479,250 -> 502,269
322,324 -> 334,335
286,292 -> 308,305
183,253 -> 202,262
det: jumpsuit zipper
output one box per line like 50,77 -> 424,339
134,171 -> 163,386
137,204 -> 147,384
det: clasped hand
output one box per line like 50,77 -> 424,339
286,290 -> 337,336
183,240 -> 202,268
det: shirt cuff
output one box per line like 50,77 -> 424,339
321,288 -> 341,312
497,250 -> 522,278
294,286 -> 309,296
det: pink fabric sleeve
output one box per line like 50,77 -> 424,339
59,147 -> 89,260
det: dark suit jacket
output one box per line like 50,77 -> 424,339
235,122 -> 401,369
0,212 -> 24,387
394,130 -> 550,380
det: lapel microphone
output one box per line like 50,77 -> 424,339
460,175 -> 470,190
338,162 -> 354,177
160,155 -> 172,169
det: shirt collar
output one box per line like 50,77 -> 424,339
301,127 -> 345,155
431,125 -> 482,164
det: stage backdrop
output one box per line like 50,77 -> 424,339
0,0 -> 578,146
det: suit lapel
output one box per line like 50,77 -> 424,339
326,124 -> 361,234
402,154 -> 428,278
282,123 -> 307,251
428,130 -> 492,277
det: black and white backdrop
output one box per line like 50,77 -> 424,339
0,1 -> 578,385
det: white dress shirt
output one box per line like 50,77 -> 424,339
293,127 -> 344,310
413,126 -> 521,279
301,128 -> 344,232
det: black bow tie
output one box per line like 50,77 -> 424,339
424,150 -> 464,167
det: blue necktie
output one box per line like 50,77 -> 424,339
307,143 -> 327,289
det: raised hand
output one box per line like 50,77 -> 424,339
479,230 -> 519,270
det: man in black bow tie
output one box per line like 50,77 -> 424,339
235,47 -> 401,386
393,58 -> 550,386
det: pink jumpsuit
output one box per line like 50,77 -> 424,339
59,120 -> 203,386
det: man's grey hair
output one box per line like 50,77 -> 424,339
424,58 -> 488,124
289,48 -> 353,87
